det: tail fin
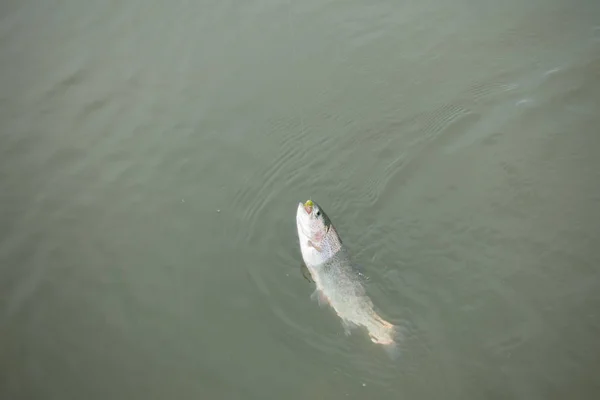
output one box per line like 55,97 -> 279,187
369,316 -> 404,360
381,334 -> 401,360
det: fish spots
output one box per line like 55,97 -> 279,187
313,230 -> 324,242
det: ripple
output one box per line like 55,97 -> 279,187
368,104 -> 473,211
543,67 -> 561,77
231,115 -> 342,248
466,80 -> 518,103
246,262 -> 272,298
414,103 -> 472,140
367,69 -> 525,211
515,98 -> 534,107
232,131 -> 299,217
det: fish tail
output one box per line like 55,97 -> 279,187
382,338 -> 401,360
369,315 -> 404,359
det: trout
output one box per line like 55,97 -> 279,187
296,200 -> 396,347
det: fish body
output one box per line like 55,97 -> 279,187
296,200 -> 396,346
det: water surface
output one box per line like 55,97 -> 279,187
1,0 -> 600,399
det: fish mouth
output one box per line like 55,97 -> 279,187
303,199 -> 313,214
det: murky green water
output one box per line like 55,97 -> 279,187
1,0 -> 600,399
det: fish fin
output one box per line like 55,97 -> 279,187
307,240 -> 322,252
310,289 -> 328,306
383,341 -> 401,361
341,319 -> 357,336
301,262 -> 314,283
370,319 -> 404,361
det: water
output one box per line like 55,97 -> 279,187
1,0 -> 600,399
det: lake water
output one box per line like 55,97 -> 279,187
1,1 -> 600,399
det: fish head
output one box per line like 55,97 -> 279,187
296,200 -> 341,254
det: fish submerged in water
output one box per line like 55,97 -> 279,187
296,199 -> 397,349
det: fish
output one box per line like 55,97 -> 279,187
296,199 -> 398,350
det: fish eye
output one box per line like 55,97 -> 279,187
316,211 -> 321,216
